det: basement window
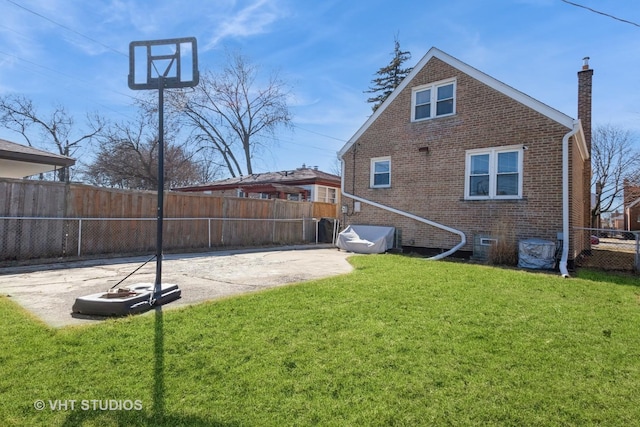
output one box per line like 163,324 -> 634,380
480,238 -> 498,246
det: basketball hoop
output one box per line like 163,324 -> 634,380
128,37 -> 199,300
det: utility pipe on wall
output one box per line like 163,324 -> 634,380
340,160 -> 466,260
559,121 -> 582,278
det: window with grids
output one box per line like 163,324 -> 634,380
412,79 -> 455,121
370,157 -> 391,188
316,186 -> 337,203
465,147 -> 522,199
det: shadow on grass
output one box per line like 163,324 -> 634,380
154,306 -> 164,422
61,306 -> 238,427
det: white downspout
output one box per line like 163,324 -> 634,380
560,121 -> 581,278
340,160 -> 466,260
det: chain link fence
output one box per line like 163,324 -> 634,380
0,216 -> 340,265
574,228 -> 639,273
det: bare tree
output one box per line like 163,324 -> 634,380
168,51 -> 292,177
0,94 -> 104,182
591,124 -> 640,227
83,110 -> 215,190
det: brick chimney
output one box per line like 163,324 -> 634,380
578,56 -> 594,228
578,56 -> 593,151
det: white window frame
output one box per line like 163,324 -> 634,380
411,78 -> 456,122
464,145 -> 523,200
370,156 -> 391,188
315,185 -> 337,203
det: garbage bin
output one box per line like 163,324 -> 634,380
318,218 -> 336,243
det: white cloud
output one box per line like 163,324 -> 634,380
204,0 -> 284,50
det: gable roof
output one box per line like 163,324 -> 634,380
0,138 -> 75,179
173,167 -> 341,192
339,47 -> 578,157
628,196 -> 640,210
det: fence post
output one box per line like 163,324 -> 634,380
635,233 -> 640,273
77,219 -> 82,257
272,199 -> 277,243
208,218 -> 211,248
221,198 -> 227,245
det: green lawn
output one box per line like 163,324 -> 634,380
1,255 -> 639,426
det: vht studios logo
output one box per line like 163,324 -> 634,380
34,399 -> 143,411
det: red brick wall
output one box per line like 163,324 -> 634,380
342,57 -> 582,258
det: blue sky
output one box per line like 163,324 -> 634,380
1,0 -> 639,177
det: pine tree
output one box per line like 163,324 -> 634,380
365,38 -> 412,112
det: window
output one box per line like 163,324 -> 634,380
370,157 -> 391,188
465,146 -> 522,199
480,238 -> 498,246
316,186 -> 337,203
412,79 -> 456,121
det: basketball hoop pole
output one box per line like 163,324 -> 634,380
154,75 -> 165,299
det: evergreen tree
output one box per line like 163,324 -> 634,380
365,38 -> 413,112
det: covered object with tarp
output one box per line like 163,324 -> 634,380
336,225 -> 395,254
517,238 -> 556,270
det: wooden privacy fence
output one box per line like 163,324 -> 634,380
0,179 -> 340,262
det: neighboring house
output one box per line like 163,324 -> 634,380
610,211 -> 625,230
174,166 -> 341,204
338,47 -> 592,273
0,138 -> 75,179
623,181 -> 640,231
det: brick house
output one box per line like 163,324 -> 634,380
338,47 -> 592,274
623,181 -> 640,232
174,166 -> 341,204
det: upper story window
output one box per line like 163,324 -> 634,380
370,156 -> 391,188
465,146 -> 522,200
412,79 -> 456,121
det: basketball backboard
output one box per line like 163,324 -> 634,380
128,37 -> 199,90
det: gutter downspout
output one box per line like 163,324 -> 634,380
340,160 -> 466,260
560,121 -> 581,278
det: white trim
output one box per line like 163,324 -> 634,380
574,119 -> 590,160
370,156 -> 391,188
627,197 -> 640,210
464,145 -> 524,200
338,47 -> 575,158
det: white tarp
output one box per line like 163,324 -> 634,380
336,225 -> 395,254
517,238 -> 556,270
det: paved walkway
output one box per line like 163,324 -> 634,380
0,245 -> 354,328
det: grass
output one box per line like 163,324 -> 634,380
1,254 -> 640,426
